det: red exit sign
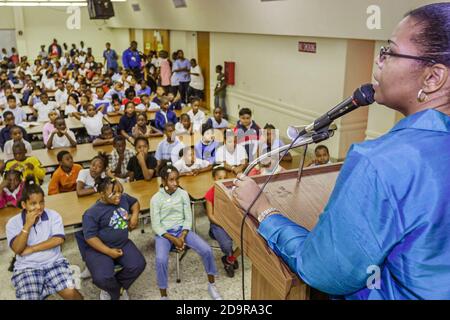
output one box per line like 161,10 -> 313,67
298,42 -> 317,53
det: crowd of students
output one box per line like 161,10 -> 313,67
0,40 -> 331,300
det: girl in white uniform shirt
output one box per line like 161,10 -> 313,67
72,104 -> 104,140
215,129 -> 248,175
33,93 -> 58,122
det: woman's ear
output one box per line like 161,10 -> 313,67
423,64 -> 449,94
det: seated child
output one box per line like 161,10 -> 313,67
174,146 -> 211,176
6,180 -> 83,300
122,87 -> 141,106
174,113 -> 193,135
151,86 -> 165,105
131,112 -> 162,139
0,169 -> 24,208
33,92 -> 58,122
167,92 -> 182,111
93,125 -> 115,146
258,123 -> 292,161
307,145 -> 331,167
204,165 -> 240,277
43,109 -> 59,145
48,150 -> 83,195
0,111 -> 28,151
127,137 -> 157,182
150,165 -> 222,300
73,104 -> 104,141
46,117 -> 77,149
5,141 -> 45,184
93,86 -> 111,115
155,123 -> 184,170
187,97 -> 206,132
206,106 -> 229,130
233,107 -> 261,161
137,94 -> 160,112
64,94 -> 79,117
215,129 -> 248,175
76,152 -> 109,197
106,94 -> 124,116
4,125 -> 33,161
3,95 -> 27,125
118,102 -> 137,142
109,136 -> 135,180
75,177 -> 146,300
194,123 -> 220,165
154,97 -> 177,132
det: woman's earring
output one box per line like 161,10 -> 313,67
417,89 -> 428,103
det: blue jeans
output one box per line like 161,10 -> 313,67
209,223 -> 233,256
155,227 -> 217,289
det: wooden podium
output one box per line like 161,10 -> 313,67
214,163 -> 342,300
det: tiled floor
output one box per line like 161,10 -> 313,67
0,206 -> 252,300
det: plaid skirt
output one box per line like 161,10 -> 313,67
11,259 -> 75,300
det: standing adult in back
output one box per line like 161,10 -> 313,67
122,41 -> 142,81
103,42 -> 118,73
172,50 -> 191,105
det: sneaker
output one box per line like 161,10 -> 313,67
100,290 -> 111,300
80,267 -> 91,279
221,256 -> 235,278
160,296 -> 170,300
120,290 -> 129,300
208,283 -> 222,300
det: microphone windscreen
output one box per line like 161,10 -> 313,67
353,84 -> 375,106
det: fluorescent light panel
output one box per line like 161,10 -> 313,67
0,0 -> 126,6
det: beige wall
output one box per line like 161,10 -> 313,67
108,0 -> 429,40
210,32 -> 349,159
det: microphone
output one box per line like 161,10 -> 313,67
287,83 -> 375,139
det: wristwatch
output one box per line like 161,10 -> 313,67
257,207 -> 280,223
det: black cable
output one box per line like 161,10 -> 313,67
238,129 -> 310,300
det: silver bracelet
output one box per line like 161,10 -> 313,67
257,207 -> 280,223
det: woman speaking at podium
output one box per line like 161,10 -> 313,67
233,3 -> 450,300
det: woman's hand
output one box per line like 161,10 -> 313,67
232,174 -> 273,218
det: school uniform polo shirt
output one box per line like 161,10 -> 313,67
155,139 -> 184,164
82,193 -> 137,249
118,114 -> 137,136
206,117 -> 229,129
6,209 -> 66,271
194,140 -> 219,164
33,101 -> 58,122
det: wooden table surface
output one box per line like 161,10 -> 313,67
0,172 -> 217,240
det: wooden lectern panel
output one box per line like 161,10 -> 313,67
214,163 -> 342,300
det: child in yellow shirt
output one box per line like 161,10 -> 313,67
5,141 -> 45,184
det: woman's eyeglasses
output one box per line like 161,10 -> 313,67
379,46 -> 437,65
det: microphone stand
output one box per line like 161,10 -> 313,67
238,123 -> 337,300
243,123 -> 338,176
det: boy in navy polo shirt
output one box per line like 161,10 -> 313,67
77,177 -> 146,300
154,97 -> 177,132
194,123 -> 220,164
118,101 -> 137,142
6,180 -> 83,300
